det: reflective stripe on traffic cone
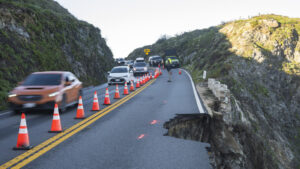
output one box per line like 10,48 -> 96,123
75,96 -> 85,119
140,77 -> 143,85
179,69 -> 182,75
123,82 -> 129,95
92,91 -> 100,111
13,113 -> 32,150
114,84 -> 120,99
103,88 -> 111,105
49,104 -> 63,133
136,79 -> 140,88
130,80 -> 135,91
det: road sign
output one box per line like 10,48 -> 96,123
144,49 -> 150,55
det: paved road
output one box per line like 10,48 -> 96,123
0,68 -> 211,169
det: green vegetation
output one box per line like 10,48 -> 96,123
127,14 -> 300,168
282,61 -> 300,75
0,0 -> 114,110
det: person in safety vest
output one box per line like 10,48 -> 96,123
165,58 -> 173,82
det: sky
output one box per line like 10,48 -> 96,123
55,0 -> 300,58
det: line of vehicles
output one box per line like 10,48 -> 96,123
7,55 -> 180,113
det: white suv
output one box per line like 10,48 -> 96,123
135,57 -> 145,63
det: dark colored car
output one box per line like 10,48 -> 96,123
126,60 -> 134,68
165,56 -> 180,68
133,62 -> 148,76
8,71 -> 82,113
149,55 -> 163,66
115,58 -> 125,65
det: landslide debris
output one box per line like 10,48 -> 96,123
0,0 -> 114,110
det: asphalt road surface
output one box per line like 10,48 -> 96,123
0,68 -> 211,169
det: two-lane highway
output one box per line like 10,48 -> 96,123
0,68 -> 211,169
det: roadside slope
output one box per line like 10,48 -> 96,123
127,15 -> 300,168
0,0 -> 114,109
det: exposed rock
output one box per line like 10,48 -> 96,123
128,14 -> 300,169
0,0 -> 114,110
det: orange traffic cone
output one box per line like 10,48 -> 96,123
140,77 -> 143,85
150,73 -> 152,79
13,113 -> 32,150
179,69 -> 182,75
143,76 -> 146,84
75,96 -> 85,119
92,91 -> 100,111
158,64 -> 160,68
130,80 -> 135,91
49,104 -> 63,133
103,88 -> 111,105
136,79 -> 140,88
123,82 -> 129,95
114,84 -> 121,99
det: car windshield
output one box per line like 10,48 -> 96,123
153,57 -> 162,60
134,62 -> 146,67
111,67 -> 128,73
22,74 -> 62,86
168,56 -> 178,60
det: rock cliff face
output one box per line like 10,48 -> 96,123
0,0 -> 114,109
129,15 -> 300,168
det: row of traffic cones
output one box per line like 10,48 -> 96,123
13,75 -> 157,150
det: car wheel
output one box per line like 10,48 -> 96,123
60,94 -> 67,113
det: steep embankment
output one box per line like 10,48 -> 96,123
128,15 -> 300,169
0,0 -> 114,109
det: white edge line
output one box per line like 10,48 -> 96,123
0,111 -> 12,117
182,69 -> 205,114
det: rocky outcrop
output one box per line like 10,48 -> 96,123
0,0 -> 114,109
129,15 -> 300,168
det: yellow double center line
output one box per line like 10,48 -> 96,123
0,79 -> 156,169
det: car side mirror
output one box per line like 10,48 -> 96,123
107,71 -> 110,74
65,81 -> 72,86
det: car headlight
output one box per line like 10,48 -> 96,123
144,67 -> 147,71
8,93 -> 17,98
49,91 -> 59,97
108,75 -> 112,78
133,68 -> 136,71
122,75 -> 128,78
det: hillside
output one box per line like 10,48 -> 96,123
0,0 -> 114,109
127,15 -> 300,168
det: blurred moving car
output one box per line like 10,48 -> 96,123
165,56 -> 180,68
149,55 -> 163,66
135,57 -> 145,63
133,62 -> 148,76
107,66 -> 133,85
8,71 -> 82,113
